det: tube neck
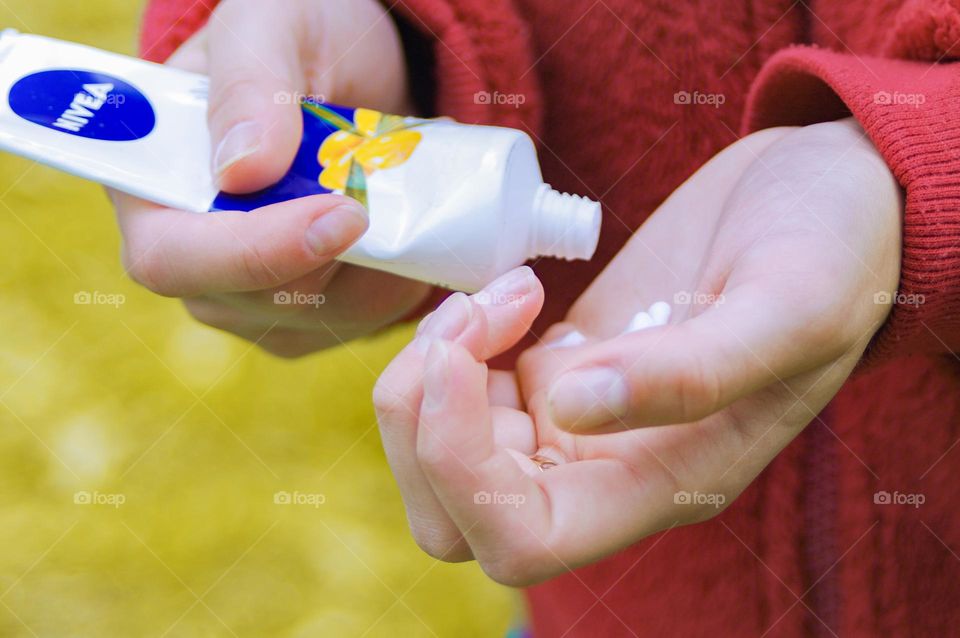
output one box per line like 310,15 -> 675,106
528,184 -> 602,261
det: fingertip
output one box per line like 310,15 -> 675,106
468,266 -> 544,359
245,193 -> 367,259
303,197 -> 369,257
472,267 -> 541,307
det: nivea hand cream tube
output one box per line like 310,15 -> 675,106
0,31 -> 601,291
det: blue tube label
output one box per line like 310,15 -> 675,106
211,100 -> 426,212
8,69 -> 156,141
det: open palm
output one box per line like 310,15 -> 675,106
374,119 -> 902,585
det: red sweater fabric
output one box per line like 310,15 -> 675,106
141,2 -> 960,636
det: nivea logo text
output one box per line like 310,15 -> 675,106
52,82 -> 114,132
8,69 -> 156,141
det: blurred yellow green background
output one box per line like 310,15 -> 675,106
0,2 -> 514,636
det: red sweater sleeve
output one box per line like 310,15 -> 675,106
742,42 -> 960,364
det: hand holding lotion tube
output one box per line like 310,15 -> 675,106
0,31 -> 601,291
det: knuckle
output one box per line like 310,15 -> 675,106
208,75 -> 263,127
415,434 -> 456,474
672,351 -> 724,422
234,242 -> 282,289
371,377 -> 407,423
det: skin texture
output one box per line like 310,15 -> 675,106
373,119 -> 903,586
109,0 -> 430,357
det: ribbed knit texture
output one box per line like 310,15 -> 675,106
743,46 -> 960,364
140,1 -> 960,636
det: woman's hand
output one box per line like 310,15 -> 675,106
374,119 -> 903,585
110,0 -> 430,357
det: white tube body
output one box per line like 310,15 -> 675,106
0,32 -> 601,292
0,31 -> 217,211
348,122 -> 545,290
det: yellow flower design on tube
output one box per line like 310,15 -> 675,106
317,107 -> 422,191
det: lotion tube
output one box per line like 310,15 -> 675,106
0,31 -> 601,291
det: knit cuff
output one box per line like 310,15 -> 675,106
743,46 -> 960,365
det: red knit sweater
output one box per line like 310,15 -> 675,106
141,2 -> 960,636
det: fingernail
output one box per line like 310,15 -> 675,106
422,340 -> 449,411
473,266 -> 535,306
305,202 -> 368,256
417,293 -> 473,344
547,330 -> 587,349
547,367 -> 628,430
214,121 -> 261,175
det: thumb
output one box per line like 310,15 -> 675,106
541,291 -> 843,432
116,193 -> 367,297
206,0 -> 305,193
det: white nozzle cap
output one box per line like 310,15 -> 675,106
529,184 -> 602,261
